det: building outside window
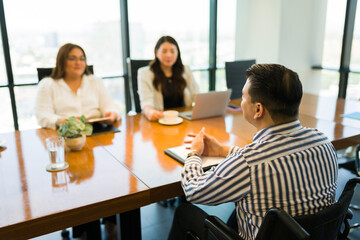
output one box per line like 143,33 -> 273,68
128,0 -> 210,92
2,0 -> 124,132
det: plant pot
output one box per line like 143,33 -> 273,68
65,135 -> 86,151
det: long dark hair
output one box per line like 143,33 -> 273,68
51,43 -> 91,80
150,36 -> 186,99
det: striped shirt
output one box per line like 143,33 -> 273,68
181,120 -> 338,240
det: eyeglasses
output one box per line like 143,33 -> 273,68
67,56 -> 86,62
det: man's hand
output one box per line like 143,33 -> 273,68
185,128 -> 230,157
188,127 -> 206,155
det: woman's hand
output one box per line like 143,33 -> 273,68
56,118 -> 67,129
102,112 -> 118,125
144,106 -> 163,121
58,118 -> 67,124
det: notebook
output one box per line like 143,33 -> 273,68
179,89 -> 232,120
91,122 -> 120,136
164,145 -> 224,170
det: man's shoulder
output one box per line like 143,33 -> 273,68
243,129 -> 333,166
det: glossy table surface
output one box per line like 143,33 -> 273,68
0,129 -> 149,239
94,96 -> 360,202
1,93 -> 360,239
299,93 -> 360,128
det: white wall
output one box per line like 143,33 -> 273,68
235,0 -> 328,95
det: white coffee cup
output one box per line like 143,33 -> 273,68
163,110 -> 179,123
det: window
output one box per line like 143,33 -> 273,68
15,86 -> 38,130
347,72 -> 360,100
193,70 -> 209,93
217,0 -> 236,66
350,0 -> 360,71
1,0 -> 233,132
348,1 -> 360,100
216,0 -> 236,91
128,0 -> 209,90
102,77 -> 126,112
4,0 -> 123,81
319,0 -> 347,97
0,39 -> 6,86
3,0 -> 123,130
319,70 -> 340,97
322,0 -> 346,68
0,89 -> 14,133
0,23 -> 14,132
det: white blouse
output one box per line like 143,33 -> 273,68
35,74 -> 121,129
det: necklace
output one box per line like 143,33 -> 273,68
166,76 -> 172,83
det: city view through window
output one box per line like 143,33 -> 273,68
0,0 -> 236,133
1,0 -> 358,133
320,0 -> 360,100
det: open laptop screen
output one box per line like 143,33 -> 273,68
179,89 -> 232,120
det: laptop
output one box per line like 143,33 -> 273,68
179,89 -> 232,120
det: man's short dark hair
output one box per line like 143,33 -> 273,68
245,64 -> 303,123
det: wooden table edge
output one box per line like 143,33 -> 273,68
0,190 -> 150,240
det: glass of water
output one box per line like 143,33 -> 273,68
45,136 -> 68,171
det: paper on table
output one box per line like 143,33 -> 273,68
341,112 -> 360,120
164,145 -> 224,170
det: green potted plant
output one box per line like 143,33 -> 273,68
57,115 -> 93,151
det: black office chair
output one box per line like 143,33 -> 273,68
205,208 -> 310,240
189,177 -> 360,240
36,65 -> 94,81
338,145 -> 360,175
225,59 -> 256,100
126,58 -> 151,113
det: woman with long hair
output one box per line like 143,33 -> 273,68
138,36 -> 199,121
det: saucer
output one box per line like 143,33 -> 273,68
46,162 -> 69,172
159,117 -> 183,126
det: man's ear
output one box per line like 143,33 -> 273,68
254,102 -> 264,119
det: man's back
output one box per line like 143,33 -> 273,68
182,120 -> 338,240
174,64 -> 338,240
235,120 -> 338,239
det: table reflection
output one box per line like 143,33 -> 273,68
139,116 -> 186,171
51,170 -> 69,192
66,148 -> 95,185
36,128 -> 96,186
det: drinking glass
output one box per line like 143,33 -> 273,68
45,136 -> 68,171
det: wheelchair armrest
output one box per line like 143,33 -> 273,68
256,208 -> 310,240
338,209 -> 354,239
346,209 -> 353,220
205,215 -> 241,240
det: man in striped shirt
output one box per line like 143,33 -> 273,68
168,64 -> 338,240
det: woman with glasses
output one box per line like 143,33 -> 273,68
138,36 -> 199,121
35,43 -> 121,129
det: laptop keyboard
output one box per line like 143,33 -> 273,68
179,111 -> 192,119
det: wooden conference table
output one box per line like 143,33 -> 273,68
1,93 -> 360,239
